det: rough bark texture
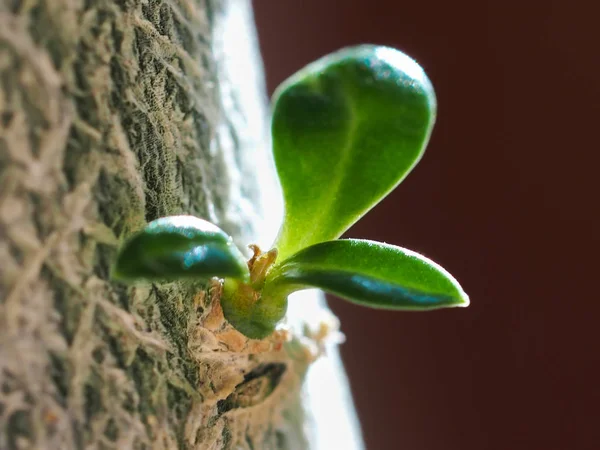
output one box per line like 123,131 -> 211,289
0,1 -> 367,449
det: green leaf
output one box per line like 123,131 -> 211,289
271,45 -> 437,259
113,215 -> 249,283
266,239 -> 469,310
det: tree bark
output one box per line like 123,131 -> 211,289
0,1 -> 362,449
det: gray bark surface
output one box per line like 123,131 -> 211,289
0,1 -> 363,449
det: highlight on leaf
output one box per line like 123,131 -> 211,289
271,45 -> 437,260
113,215 -> 249,283
266,239 -> 469,311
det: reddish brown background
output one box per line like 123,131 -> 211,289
253,1 -> 599,449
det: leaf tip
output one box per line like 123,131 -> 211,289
453,290 -> 470,308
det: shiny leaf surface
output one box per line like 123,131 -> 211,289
271,45 -> 437,259
113,215 -> 249,283
267,239 -> 469,310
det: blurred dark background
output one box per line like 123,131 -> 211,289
253,1 -> 598,450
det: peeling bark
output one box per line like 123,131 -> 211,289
0,1 -> 362,449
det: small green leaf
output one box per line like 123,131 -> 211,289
266,239 -> 468,310
113,215 -> 249,283
271,45 -> 437,259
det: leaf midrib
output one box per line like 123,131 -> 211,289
295,94 -> 360,252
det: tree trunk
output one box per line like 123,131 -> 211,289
0,1 -> 362,449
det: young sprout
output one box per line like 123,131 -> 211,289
113,45 -> 469,340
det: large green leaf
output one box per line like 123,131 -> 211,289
271,45 -> 437,259
266,239 -> 468,310
113,215 -> 249,283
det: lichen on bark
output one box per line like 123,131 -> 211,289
0,1 -> 363,449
